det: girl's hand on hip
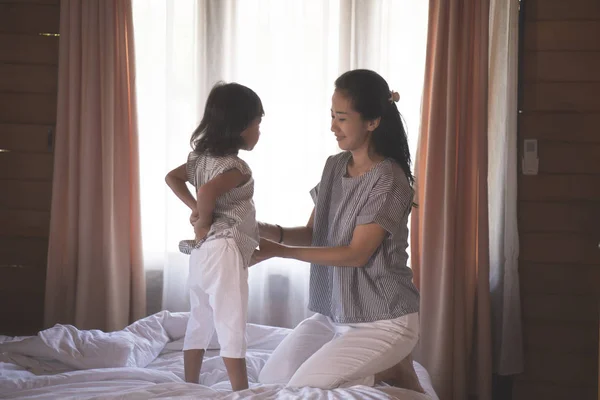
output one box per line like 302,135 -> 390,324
189,210 -> 199,226
193,222 -> 209,243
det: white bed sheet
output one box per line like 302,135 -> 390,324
0,311 -> 438,400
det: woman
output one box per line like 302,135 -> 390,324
254,69 -> 424,392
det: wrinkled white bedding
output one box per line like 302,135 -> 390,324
0,311 -> 438,400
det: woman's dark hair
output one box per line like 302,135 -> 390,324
334,69 -> 414,185
191,82 -> 264,155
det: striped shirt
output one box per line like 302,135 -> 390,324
308,151 -> 420,323
180,151 -> 259,267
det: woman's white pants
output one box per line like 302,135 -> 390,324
259,312 -> 419,389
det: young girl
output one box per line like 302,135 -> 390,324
165,82 -> 263,391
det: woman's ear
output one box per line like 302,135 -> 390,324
367,117 -> 381,132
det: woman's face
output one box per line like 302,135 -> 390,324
330,90 -> 378,152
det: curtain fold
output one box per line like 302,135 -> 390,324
488,0 -> 523,376
410,0 -> 492,399
44,0 -> 145,331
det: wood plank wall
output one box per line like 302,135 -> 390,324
0,0 -> 59,335
514,0 -> 600,399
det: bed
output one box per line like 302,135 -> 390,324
0,311 -> 439,399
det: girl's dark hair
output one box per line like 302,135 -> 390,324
191,82 -> 264,155
334,69 -> 414,185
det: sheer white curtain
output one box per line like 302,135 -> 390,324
488,0 -> 523,375
133,0 -> 428,328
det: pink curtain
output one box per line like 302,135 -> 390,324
44,0 -> 145,331
410,0 -> 492,399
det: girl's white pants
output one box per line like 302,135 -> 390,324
259,312 -> 419,389
183,238 -> 248,359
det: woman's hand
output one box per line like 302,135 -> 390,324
252,223 -> 387,268
257,221 -> 280,242
253,238 -> 285,264
257,221 -> 268,237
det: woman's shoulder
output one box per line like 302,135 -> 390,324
376,159 -> 412,189
323,151 -> 351,171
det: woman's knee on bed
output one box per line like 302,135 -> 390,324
258,313 -> 336,385
286,313 -> 420,389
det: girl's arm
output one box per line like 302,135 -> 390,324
194,169 -> 248,230
258,208 -> 315,246
256,222 -> 386,268
165,164 -> 196,211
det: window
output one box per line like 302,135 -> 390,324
133,0 -> 428,326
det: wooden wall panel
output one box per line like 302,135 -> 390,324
0,152 -> 53,180
0,237 -> 49,267
0,3 -> 60,34
0,93 -> 57,124
514,382 -> 596,400
520,233 -> 600,265
0,0 -> 59,335
519,175 -> 600,202
522,83 -> 600,111
519,202 -> 600,234
523,52 -> 600,82
519,114 -> 600,143
525,21 -> 600,51
0,34 -> 59,64
522,294 -> 598,322
0,209 -> 50,237
0,181 -> 52,210
0,64 -> 59,93
524,322 -> 598,353
0,266 -> 46,294
536,142 -> 600,174
0,124 -> 53,152
516,0 -> 600,398
521,264 -> 600,295
0,0 -> 59,5
525,0 -> 600,20
0,266 -> 46,334
518,351 -> 597,386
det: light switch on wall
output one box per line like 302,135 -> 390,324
522,139 -> 539,175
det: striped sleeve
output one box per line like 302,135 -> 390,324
310,183 -> 319,204
355,169 -> 413,236
211,155 -> 251,179
310,155 -> 335,204
186,152 -> 200,186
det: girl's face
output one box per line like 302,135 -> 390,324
241,116 -> 261,150
330,90 -> 379,152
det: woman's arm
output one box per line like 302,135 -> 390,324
256,222 -> 387,267
258,208 -> 315,246
165,164 -> 196,211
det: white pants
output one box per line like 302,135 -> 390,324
259,312 -> 419,389
183,238 -> 248,359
